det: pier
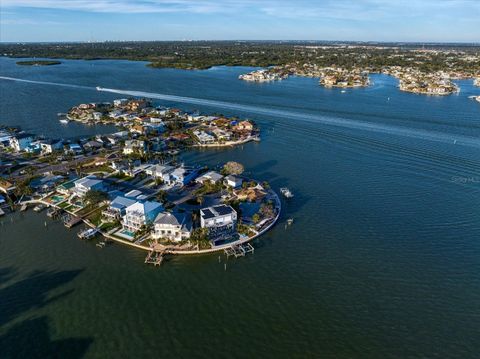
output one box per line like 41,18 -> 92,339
63,214 -> 82,228
224,243 -> 255,258
47,207 -> 62,218
145,250 -> 165,266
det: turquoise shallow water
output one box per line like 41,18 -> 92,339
1,57 -> 480,358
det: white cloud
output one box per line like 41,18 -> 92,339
1,0 -> 479,19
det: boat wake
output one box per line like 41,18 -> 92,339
2,75 -> 480,148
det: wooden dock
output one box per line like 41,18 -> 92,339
47,207 -> 62,218
145,250 -> 165,266
224,243 -> 255,258
63,214 -> 82,228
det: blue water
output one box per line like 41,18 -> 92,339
1,57 -> 480,358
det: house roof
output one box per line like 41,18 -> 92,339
110,196 -> 137,210
126,200 -> 163,215
154,212 -> 192,230
198,171 -> 223,182
75,176 -> 103,189
201,204 -> 235,219
225,175 -> 241,182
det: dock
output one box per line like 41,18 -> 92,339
63,214 -> 82,228
77,228 -> 98,240
224,243 -> 255,258
145,250 -> 165,266
47,207 -> 62,218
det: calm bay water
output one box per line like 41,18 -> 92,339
1,57 -> 480,358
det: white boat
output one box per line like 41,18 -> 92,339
59,118 -> 70,124
96,86 -> 102,91
280,187 -> 294,198
78,228 -> 98,240
33,204 -> 46,212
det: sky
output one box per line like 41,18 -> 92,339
0,0 -> 479,43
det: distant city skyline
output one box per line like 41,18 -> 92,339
1,0 -> 479,43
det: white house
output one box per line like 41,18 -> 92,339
9,133 -> 35,152
73,176 -> 105,197
145,164 -> 175,183
152,212 -> 192,242
193,130 -> 215,145
102,195 -> 137,222
122,200 -> 163,234
200,204 -> 237,243
39,139 -> 63,154
224,175 -> 243,188
123,140 -> 147,155
170,166 -> 199,186
113,98 -> 128,107
196,171 -> 223,185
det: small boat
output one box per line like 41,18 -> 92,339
20,203 -> 28,212
33,204 -> 46,212
287,218 -> 294,226
280,187 -> 294,198
59,118 -> 70,124
96,86 -> 102,91
78,228 -> 98,240
341,90 -> 346,93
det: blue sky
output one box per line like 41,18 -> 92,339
1,0 -> 479,42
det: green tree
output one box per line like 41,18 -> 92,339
222,161 -> 244,176
84,189 -> 108,206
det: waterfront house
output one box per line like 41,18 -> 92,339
152,212 -> 192,242
200,204 -> 238,243
66,143 -> 83,155
39,139 -> 63,154
193,130 -> 215,145
211,128 -> 231,141
102,195 -> 137,222
56,179 -> 76,195
145,164 -> 175,183
224,175 -> 243,188
73,176 -> 105,197
0,179 -> 16,195
9,133 -> 35,152
196,171 -> 224,185
113,99 -> 128,107
25,142 -> 41,154
121,200 -> 163,233
170,166 -> 199,186
234,121 -> 254,132
83,140 -> 103,152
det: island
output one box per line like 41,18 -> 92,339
239,64 -> 370,88
16,60 -> 61,66
65,98 -> 259,147
0,98 -> 283,265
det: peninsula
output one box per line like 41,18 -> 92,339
0,98 -> 281,264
